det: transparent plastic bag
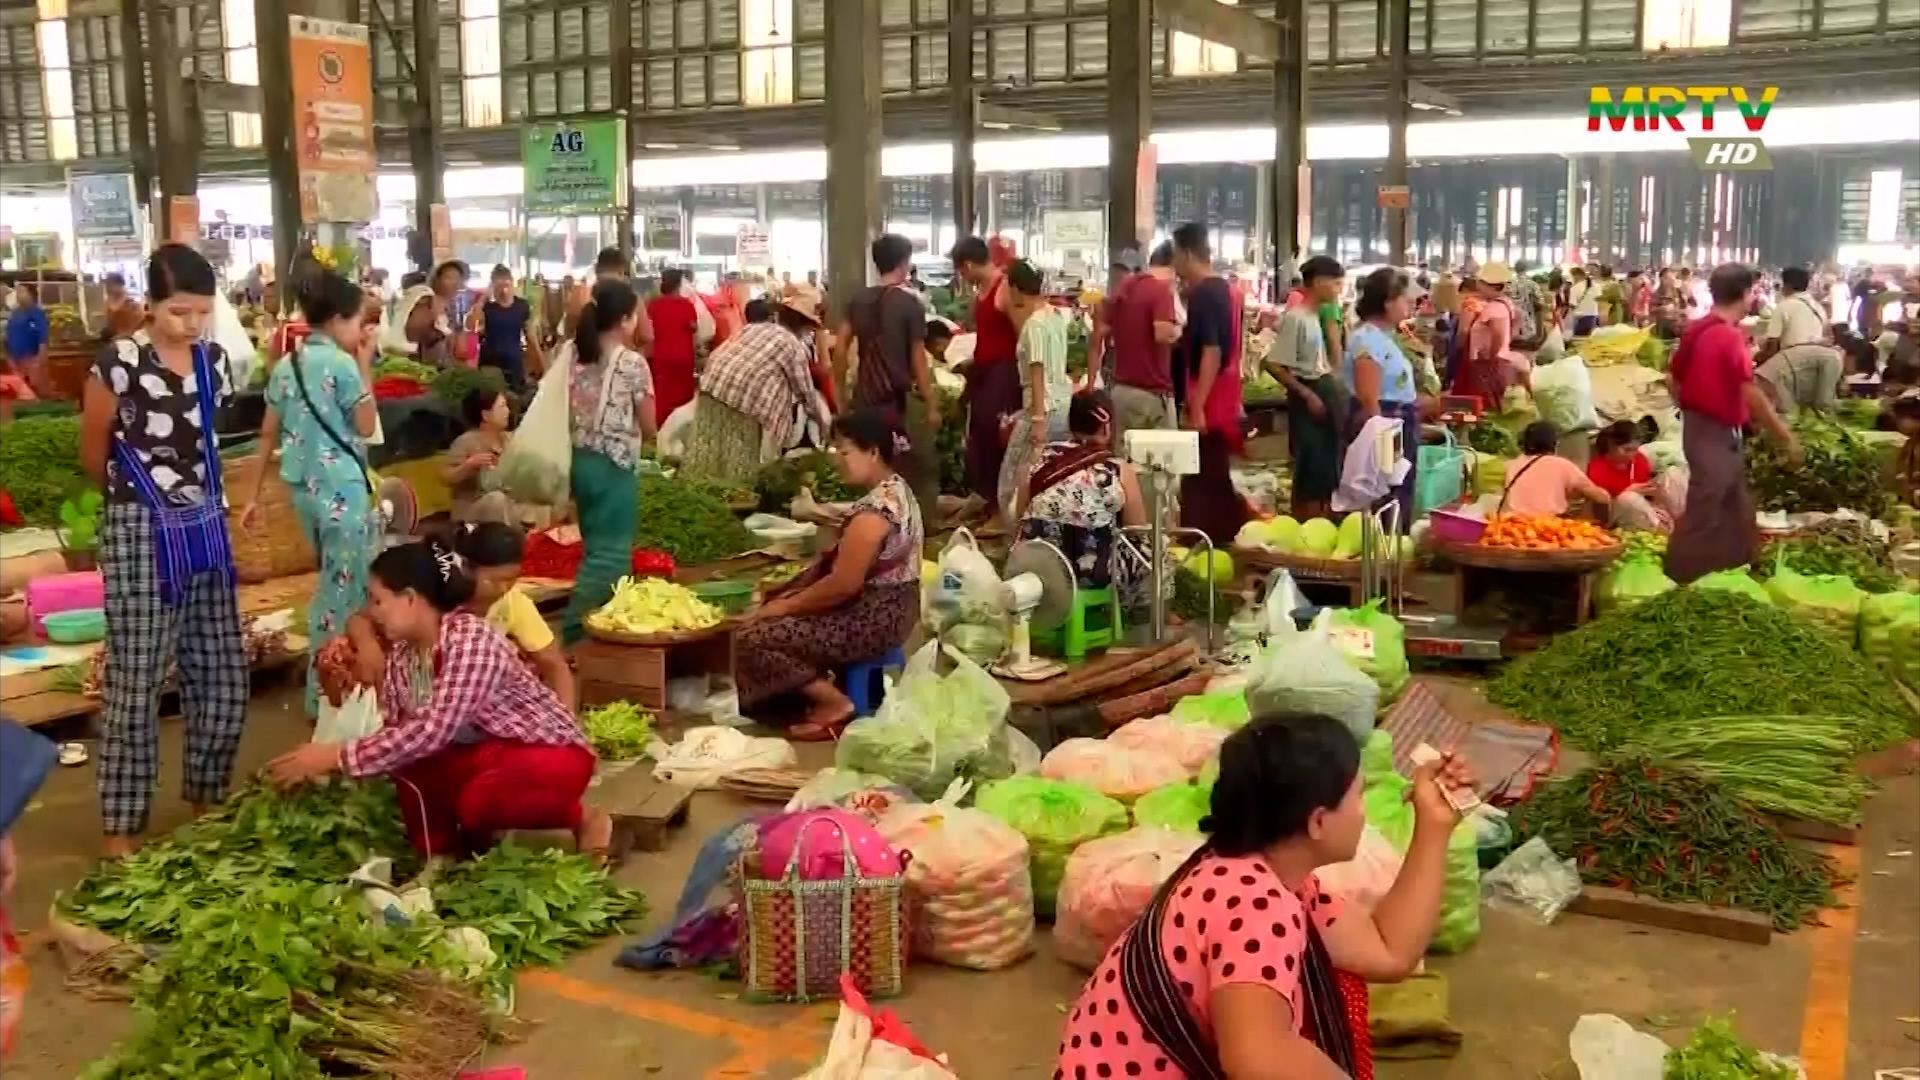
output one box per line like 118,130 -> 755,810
874,793 -> 1035,970
1108,715 -> 1231,775
1314,824 -> 1404,915
835,642 -> 1021,801
497,350 -> 585,505
1053,828 -> 1204,970
974,776 -> 1129,918
314,686 -> 383,744
1481,836 -> 1582,925
1248,618 -> 1380,744
1039,738 -> 1190,803
1131,782 -> 1211,833
1323,600 -> 1411,702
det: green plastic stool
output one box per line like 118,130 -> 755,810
1033,585 -> 1124,660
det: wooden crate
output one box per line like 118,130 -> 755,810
572,630 -> 734,712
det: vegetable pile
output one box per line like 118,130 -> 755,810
1625,713 -> 1873,825
587,575 -> 725,636
1619,529 -> 1668,564
0,413 -> 86,525
1746,412 -> 1890,517
1759,518 -> 1900,593
580,700 -> 656,760
430,364 -> 507,407
1476,514 -> 1616,551
1465,422 -> 1520,458
754,450 -> 858,510
635,473 -> 755,565
1234,512 -> 1410,562
936,387 -> 970,496
1489,589 -> 1912,753
433,845 -> 648,968
1510,756 -> 1837,931
1664,1014 -> 1800,1079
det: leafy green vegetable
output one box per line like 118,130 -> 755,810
635,472 -> 754,565
430,364 -> 507,408
754,449 -> 858,508
1664,1014 -> 1799,1079
374,356 -> 439,383
581,700 -> 655,760
1760,518 -> 1901,594
59,488 -> 104,552
1624,713 -> 1873,825
1746,412 -> 1890,517
434,845 -> 648,968
0,413 -> 87,525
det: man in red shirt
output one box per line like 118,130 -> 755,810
1105,242 -> 1182,443
1664,263 -> 1801,584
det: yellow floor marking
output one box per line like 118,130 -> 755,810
1799,841 -> 1863,1080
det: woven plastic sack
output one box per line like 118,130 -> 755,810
1039,738 -> 1190,804
1168,690 -> 1251,731
874,796 -> 1035,971
1108,715 -> 1231,776
974,777 -> 1129,918
1533,355 -> 1600,430
1131,782 -> 1211,833
1360,734 -> 1481,952
1248,618 -> 1380,744
1691,568 -> 1771,604
1859,591 -> 1920,687
1765,563 -> 1865,641
1053,828 -> 1204,970
1596,559 -> 1674,614
1313,824 -> 1404,915
836,642 -> 1033,801
1323,600 -> 1411,702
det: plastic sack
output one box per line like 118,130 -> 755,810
1481,836 -> 1582,925
1313,824 -> 1405,915
1765,563 -> 1866,641
1053,828 -> 1204,970
1040,738 -> 1190,804
1323,600 -> 1411,702
1691,568 -> 1772,604
974,776 -> 1129,918
1532,355 -> 1601,432
1248,618 -> 1380,744
788,768 -> 918,816
1534,326 -> 1567,363
1130,782 -> 1212,833
799,976 -> 960,1080
314,686 -> 383,744
1859,591 -> 1920,687
922,535 -> 1006,633
1359,731 -> 1480,952
497,350 -> 584,505
835,642 -> 1030,801
659,398 -> 698,460
874,795 -> 1036,970
1169,690 -> 1252,731
648,725 -> 797,789
1570,1014 -> 1668,1080
1108,715 -> 1230,776
1596,559 -> 1675,614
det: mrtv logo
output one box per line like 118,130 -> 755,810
1587,86 -> 1778,171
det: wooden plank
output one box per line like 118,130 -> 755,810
8,690 -> 96,728
596,765 -> 696,853
1566,886 -> 1774,945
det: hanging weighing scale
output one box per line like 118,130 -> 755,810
1120,428 -> 1220,656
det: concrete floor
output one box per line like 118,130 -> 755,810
4,682 -> 1916,1079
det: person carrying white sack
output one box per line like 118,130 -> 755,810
1754,266 -> 1843,416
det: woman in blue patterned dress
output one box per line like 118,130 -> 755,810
242,268 -> 379,717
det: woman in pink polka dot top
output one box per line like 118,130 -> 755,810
1055,712 -> 1472,1080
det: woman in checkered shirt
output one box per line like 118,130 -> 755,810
266,537 -> 620,864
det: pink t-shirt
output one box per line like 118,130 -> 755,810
1056,854 -> 1344,1079
1501,454 -> 1588,517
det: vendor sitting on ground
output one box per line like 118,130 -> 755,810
444,389 -> 516,523
269,536 -> 613,863
1056,711 -> 1471,1080
1014,390 -> 1153,611
732,409 -> 924,742
1586,419 -> 1676,531
1501,421 -> 1612,518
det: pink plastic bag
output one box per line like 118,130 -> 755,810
758,809 -> 905,881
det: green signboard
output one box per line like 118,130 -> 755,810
522,118 -> 628,214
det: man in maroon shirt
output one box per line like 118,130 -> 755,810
1105,241 -> 1183,443
1664,263 -> 1801,584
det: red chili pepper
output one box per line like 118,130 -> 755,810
630,548 -> 677,577
0,490 -> 20,528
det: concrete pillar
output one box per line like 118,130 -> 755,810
408,0 -> 445,272
611,0 -> 635,263
823,0 -> 881,319
949,0 -> 976,241
147,4 -> 200,209
1105,0 -> 1150,292
1595,153 -> 1617,267
1267,0 -> 1307,285
1564,155 -> 1581,262
119,0 -> 153,210
1384,0 -> 1411,267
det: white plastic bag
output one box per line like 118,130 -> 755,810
646,725 -> 796,789
1054,828 -> 1204,970
1532,355 -> 1601,432
1247,618 -> 1380,743
496,349 -> 578,505
1570,1014 -> 1668,1080
1313,824 -> 1404,914
1535,326 -> 1567,363
922,531 -> 1007,632
315,686 -> 382,743
875,791 -> 1036,970
1482,836 -> 1583,925
659,398 -> 699,460
800,997 -> 959,1080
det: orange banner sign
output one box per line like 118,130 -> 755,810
289,15 -> 377,224
166,196 -> 200,248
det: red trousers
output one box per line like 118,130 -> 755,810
392,738 -> 595,857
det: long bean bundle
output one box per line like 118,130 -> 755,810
1489,589 -> 1913,752
1626,714 -> 1874,825
1511,756 -> 1838,932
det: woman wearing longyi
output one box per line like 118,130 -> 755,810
266,538 -> 617,865
1056,711 -> 1471,1080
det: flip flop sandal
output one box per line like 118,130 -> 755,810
58,742 -> 88,767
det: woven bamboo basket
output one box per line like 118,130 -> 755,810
1430,538 -> 1625,574
222,453 -> 319,584
1232,544 -> 1365,583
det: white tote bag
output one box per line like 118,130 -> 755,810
495,345 -> 620,506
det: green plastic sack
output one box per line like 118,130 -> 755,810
1132,782 -> 1212,833
1170,690 -> 1252,730
1358,731 -> 1480,953
1360,732 -> 1414,849
1325,600 -> 1411,702
1691,568 -> 1771,604
1597,559 -> 1675,614
1859,591 -> 1920,687
1766,562 -> 1866,641
975,776 -> 1129,917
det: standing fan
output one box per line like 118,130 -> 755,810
377,475 -> 419,539
993,538 -> 1075,681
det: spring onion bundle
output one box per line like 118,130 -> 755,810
1624,715 -> 1873,825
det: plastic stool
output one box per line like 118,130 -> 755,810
839,644 -> 907,718
1033,585 -> 1123,660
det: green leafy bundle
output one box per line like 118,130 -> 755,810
0,413 -> 87,525
430,364 -> 507,408
1488,589 -> 1912,752
636,472 -> 755,565
936,387 -> 970,496
1664,1015 -> 1799,1079
581,700 -> 655,760
1511,756 -> 1837,932
752,450 -> 858,509
1746,412 -> 1891,517
374,356 -> 439,383
433,846 -> 648,968
1759,517 -> 1900,593
1465,422 -> 1520,458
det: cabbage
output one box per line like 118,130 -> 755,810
1183,549 -> 1236,585
1132,783 -> 1212,833
1333,513 -> 1365,559
1264,515 -> 1302,551
1298,518 -> 1340,556
945,622 -> 1008,666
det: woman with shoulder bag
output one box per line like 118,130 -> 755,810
242,266 -> 380,719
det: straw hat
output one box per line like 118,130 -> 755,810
779,283 -> 826,326
1478,261 -> 1515,286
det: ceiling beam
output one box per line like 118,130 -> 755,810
1152,0 -> 1284,61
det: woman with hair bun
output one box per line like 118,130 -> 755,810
1013,388 -> 1153,609
267,536 -> 617,864
81,243 -> 250,857
242,264 -> 379,718
1057,712 -> 1471,1080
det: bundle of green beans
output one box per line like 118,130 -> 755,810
1624,714 -> 1874,826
